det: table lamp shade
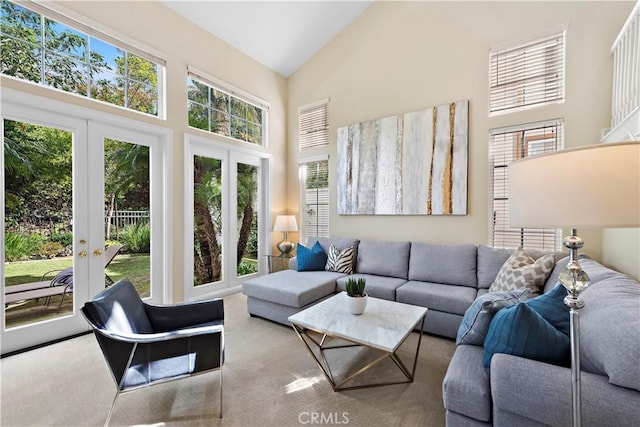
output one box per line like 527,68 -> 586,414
273,215 -> 298,232
508,142 -> 640,229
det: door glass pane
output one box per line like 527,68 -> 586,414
193,155 -> 223,286
237,162 -> 258,277
3,119 -> 73,328
104,139 -> 150,297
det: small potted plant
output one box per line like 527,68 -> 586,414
345,277 -> 367,315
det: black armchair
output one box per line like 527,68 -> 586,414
81,279 -> 224,426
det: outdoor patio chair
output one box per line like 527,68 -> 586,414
4,244 -> 123,311
43,244 -> 123,311
81,278 -> 224,426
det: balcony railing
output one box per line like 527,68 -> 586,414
611,1 -> 640,129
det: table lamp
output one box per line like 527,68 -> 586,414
273,215 -> 298,255
508,141 -> 640,426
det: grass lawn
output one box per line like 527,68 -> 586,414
4,253 -> 151,329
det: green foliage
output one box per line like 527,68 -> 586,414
4,231 -> 43,262
38,241 -> 63,259
237,260 -> 258,276
119,222 -> 150,254
50,231 -> 73,247
345,277 -> 366,297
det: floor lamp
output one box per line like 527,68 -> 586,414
508,141 -> 640,427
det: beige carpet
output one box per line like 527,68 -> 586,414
0,293 -> 456,427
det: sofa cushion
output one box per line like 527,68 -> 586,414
456,289 -> 531,346
489,249 -> 555,296
336,274 -> 407,301
296,241 -> 327,271
325,244 -> 355,274
308,237 -> 360,273
483,302 -> 570,368
408,243 -> 477,287
396,281 -> 476,316
579,272 -> 640,392
442,344 -> 492,422
526,284 -> 570,336
356,240 -> 411,279
477,246 -> 513,289
242,270 -> 344,308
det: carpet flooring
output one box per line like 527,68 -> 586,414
0,292 -> 456,427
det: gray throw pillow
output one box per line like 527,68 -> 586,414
456,289 -> 531,346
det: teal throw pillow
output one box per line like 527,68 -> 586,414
296,241 -> 327,271
483,302 -> 570,368
456,289 -> 531,346
526,284 -> 570,336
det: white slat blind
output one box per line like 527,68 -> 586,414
299,100 -> 329,150
489,120 -> 563,251
490,31 -> 565,114
299,159 -> 329,242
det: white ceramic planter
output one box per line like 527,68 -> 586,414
346,294 -> 368,315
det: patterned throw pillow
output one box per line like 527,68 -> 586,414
325,244 -> 354,274
489,248 -> 555,296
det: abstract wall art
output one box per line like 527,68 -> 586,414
337,100 -> 469,215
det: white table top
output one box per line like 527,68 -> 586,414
288,292 -> 427,352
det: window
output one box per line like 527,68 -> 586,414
299,99 -> 329,150
490,30 -> 565,115
489,120 -> 563,251
299,159 -> 329,242
187,71 -> 266,146
0,0 -> 163,116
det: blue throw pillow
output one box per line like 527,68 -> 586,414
526,284 -> 570,336
483,302 -> 570,368
296,241 -> 327,271
456,289 -> 531,345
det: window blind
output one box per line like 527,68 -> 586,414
490,31 -> 565,114
489,119 -> 563,251
299,100 -> 329,150
299,159 -> 329,242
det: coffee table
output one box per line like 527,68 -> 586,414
288,292 -> 428,391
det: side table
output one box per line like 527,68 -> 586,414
265,253 -> 293,273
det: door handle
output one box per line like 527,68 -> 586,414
79,251 -> 88,258
93,249 -> 102,257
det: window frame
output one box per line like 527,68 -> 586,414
488,119 -> 564,251
187,67 -> 269,147
298,156 -> 329,243
0,0 -> 166,118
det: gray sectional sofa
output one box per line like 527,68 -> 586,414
443,257 -> 640,426
242,237 -> 563,338
243,236 -> 640,426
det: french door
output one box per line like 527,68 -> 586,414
1,90 -> 169,354
184,134 -> 269,300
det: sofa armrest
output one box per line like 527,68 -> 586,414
491,353 -> 640,426
145,298 -> 224,331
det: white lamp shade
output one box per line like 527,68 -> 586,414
273,215 -> 298,232
508,142 -> 640,228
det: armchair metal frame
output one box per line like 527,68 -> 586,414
82,279 -> 224,426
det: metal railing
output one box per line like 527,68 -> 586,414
611,1 -> 640,129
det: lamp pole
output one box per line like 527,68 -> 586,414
558,229 -> 590,427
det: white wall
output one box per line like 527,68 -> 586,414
288,1 -> 634,268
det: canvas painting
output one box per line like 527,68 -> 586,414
337,100 -> 468,215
